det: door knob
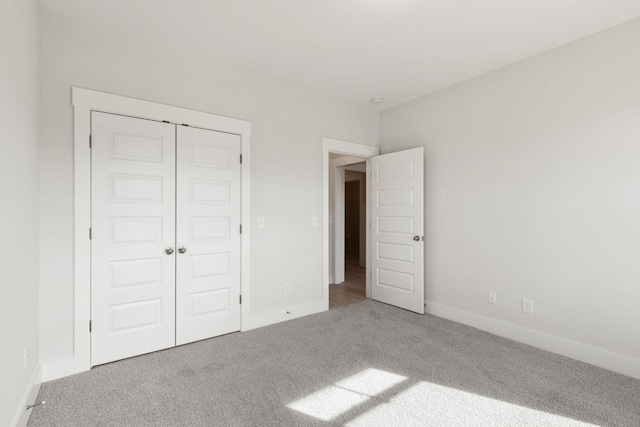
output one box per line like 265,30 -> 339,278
413,236 -> 420,241
178,246 -> 187,254
165,247 -> 174,255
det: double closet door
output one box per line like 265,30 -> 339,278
91,112 -> 241,366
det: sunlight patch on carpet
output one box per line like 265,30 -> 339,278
289,368 -> 599,426
335,368 -> 408,397
345,381 -> 600,427
287,368 -> 408,421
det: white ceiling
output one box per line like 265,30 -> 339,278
39,0 -> 640,110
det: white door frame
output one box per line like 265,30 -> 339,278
59,87 -> 252,380
322,137 -> 378,308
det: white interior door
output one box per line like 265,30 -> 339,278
175,126 -> 241,345
91,112 -> 177,365
371,147 -> 424,314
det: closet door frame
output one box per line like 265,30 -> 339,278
63,87 -> 251,380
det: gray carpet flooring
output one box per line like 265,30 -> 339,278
29,300 -> 640,426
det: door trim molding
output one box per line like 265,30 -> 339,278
51,87 -> 252,381
322,137 -> 378,309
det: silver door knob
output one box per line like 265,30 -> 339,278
413,236 -> 420,241
165,247 -> 174,255
178,246 -> 187,254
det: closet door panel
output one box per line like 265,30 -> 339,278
91,112 -> 176,366
176,126 -> 241,345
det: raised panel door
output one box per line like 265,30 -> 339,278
91,112 -> 177,365
371,147 -> 424,314
175,126 -> 241,345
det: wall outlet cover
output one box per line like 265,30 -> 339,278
488,292 -> 497,304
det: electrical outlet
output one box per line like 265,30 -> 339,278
257,217 -> 265,229
284,282 -> 292,294
488,292 -> 497,305
522,298 -> 534,314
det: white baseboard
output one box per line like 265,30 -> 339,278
12,364 -> 42,427
41,355 -> 82,382
242,299 -> 326,331
425,301 -> 640,380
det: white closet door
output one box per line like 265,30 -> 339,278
371,147 -> 425,314
175,126 -> 241,345
91,112 -> 177,366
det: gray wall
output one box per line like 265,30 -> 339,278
38,9 -> 379,363
0,0 -> 40,424
381,19 -> 640,365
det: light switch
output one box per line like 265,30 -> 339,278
257,217 -> 265,229
312,216 -> 319,228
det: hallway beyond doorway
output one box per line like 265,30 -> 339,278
329,251 -> 366,309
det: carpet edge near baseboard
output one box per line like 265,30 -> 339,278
425,300 -> 640,380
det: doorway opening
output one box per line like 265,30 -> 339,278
328,153 -> 369,309
322,138 -> 378,312
322,137 -> 425,316
330,164 -> 367,308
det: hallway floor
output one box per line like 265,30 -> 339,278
329,252 -> 366,309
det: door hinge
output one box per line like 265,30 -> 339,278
89,320 -> 92,333
89,228 -> 92,239
240,154 -> 243,164
239,295 -> 242,305
89,135 -> 92,148
239,224 -> 242,234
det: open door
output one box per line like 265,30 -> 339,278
371,147 -> 424,314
